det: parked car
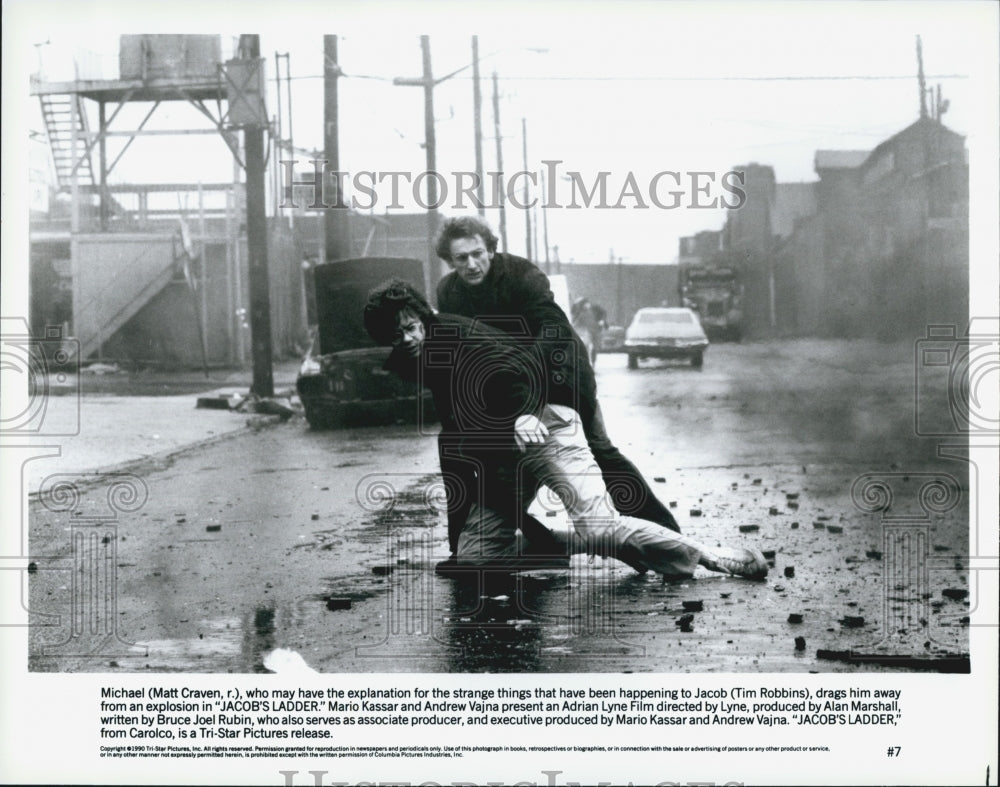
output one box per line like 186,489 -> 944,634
296,257 -> 434,428
623,307 -> 709,369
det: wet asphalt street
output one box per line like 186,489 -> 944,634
28,339 -> 971,674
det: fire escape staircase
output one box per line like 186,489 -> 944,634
40,93 -> 178,361
39,93 -> 96,192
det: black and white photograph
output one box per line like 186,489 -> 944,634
2,1 -> 997,785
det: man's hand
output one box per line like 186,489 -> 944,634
513,414 -> 549,452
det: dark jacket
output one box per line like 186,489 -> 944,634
437,253 -> 597,424
383,312 -> 545,447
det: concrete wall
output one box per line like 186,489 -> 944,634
558,263 -> 680,327
84,219 -> 308,367
728,120 -> 967,340
72,233 -> 178,360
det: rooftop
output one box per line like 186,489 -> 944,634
814,150 -> 870,171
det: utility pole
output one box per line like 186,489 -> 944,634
472,36 -> 486,216
421,36 -> 438,294
522,117 -> 532,259
240,34 -> 274,397
540,167 -> 551,272
98,101 -> 109,230
916,35 -> 928,120
324,35 -> 350,261
492,71 -> 507,252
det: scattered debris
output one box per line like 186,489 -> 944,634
816,649 -> 969,673
246,414 -> 283,430
196,395 -> 232,410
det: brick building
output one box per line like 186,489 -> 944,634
696,117 -> 968,340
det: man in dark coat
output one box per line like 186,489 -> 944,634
434,216 -> 682,559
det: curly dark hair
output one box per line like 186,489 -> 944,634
363,278 -> 434,346
434,216 -> 499,262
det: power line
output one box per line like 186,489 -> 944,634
274,72 -> 968,83
463,73 -> 970,82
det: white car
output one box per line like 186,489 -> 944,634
624,307 -> 710,369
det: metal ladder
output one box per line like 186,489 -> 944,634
38,93 -> 95,191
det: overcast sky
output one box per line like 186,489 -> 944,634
5,0 -> 998,266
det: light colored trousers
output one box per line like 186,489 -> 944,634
456,405 -> 705,577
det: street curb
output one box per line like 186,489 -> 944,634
27,413 -> 298,500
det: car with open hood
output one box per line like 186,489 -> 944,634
296,257 -> 434,428
624,306 -> 710,369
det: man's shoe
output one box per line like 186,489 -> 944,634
701,547 -> 769,580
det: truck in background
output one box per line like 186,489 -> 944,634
677,231 -> 744,341
678,264 -> 744,341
